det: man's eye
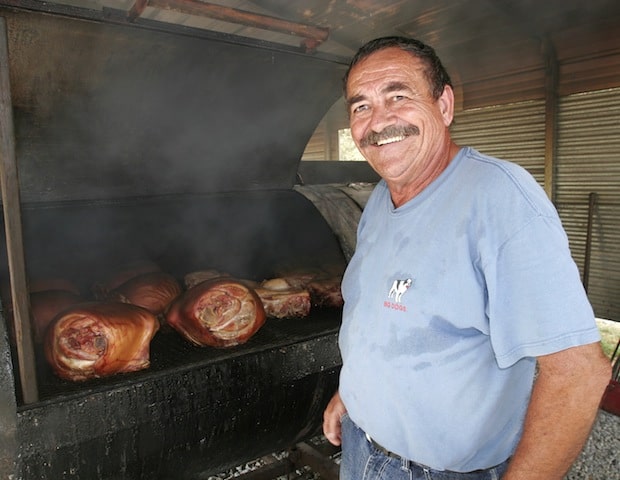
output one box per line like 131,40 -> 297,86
392,95 -> 405,102
352,104 -> 368,114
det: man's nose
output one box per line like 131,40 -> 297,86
368,104 -> 396,133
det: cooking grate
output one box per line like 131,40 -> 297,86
31,307 -> 342,402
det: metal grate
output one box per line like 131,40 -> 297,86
207,435 -> 341,480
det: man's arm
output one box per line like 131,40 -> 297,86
502,342 -> 611,480
323,390 -> 347,446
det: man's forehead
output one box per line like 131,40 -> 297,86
346,49 -> 427,96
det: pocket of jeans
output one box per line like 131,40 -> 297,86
340,411 -> 350,423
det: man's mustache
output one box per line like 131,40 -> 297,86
359,124 -> 420,148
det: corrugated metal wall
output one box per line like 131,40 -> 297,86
556,88 -> 620,320
450,101 -> 546,184
449,92 -> 620,321
302,98 -> 346,161
302,119 -> 329,160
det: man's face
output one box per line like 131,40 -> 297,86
345,47 -> 453,186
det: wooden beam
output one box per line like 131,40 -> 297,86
582,192 -> 598,292
0,17 -> 38,403
489,1 -> 560,201
128,0 -> 149,21
542,36 -> 559,202
144,0 -> 329,49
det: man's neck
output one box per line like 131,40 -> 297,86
388,142 -> 460,208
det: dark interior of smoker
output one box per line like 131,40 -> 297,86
11,191 -> 347,400
0,7 -> 359,479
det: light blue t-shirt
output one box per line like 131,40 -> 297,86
338,147 -> 600,472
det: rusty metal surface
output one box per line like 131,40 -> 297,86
142,0 -> 329,52
1,0 -> 620,104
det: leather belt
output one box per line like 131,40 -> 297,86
365,433 -> 404,461
364,433 -> 510,474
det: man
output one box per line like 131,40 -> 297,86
322,36 -> 611,480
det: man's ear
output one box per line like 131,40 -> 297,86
438,85 -> 455,126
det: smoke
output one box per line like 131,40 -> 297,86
4,16 -> 348,297
13,17 -> 342,203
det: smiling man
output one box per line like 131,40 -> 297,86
345,43 -> 458,208
323,36 -> 610,480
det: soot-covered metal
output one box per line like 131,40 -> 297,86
0,191 -> 348,479
3,8 -> 346,202
0,6 -> 353,480
1,193 -> 348,479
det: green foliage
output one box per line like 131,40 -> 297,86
597,319 -> 620,360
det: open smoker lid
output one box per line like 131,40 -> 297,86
6,9 -> 347,203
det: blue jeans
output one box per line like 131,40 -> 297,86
340,414 -> 509,480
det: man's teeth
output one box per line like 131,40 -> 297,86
376,135 -> 405,146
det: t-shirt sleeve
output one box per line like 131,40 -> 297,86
486,214 -> 601,368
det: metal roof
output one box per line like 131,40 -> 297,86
3,0 -> 620,106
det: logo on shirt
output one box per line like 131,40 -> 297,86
387,278 -> 412,303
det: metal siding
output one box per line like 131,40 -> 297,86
450,101 -> 546,184
557,88 -> 620,320
302,120 -> 328,160
302,97 -> 348,161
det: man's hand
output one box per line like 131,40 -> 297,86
323,391 -> 347,446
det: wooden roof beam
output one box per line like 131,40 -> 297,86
127,0 -> 329,52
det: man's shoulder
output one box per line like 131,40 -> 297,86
460,147 -> 550,205
461,147 -> 531,179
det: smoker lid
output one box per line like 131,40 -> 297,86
5,8 -> 346,203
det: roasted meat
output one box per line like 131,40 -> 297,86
183,269 -> 230,289
255,278 -> 311,319
307,276 -> 344,308
44,301 -> 159,381
166,278 -> 265,348
30,289 -> 84,343
29,277 -> 81,295
92,260 -> 161,299
272,269 -> 343,308
108,271 -> 182,317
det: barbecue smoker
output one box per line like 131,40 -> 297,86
0,7 -> 377,479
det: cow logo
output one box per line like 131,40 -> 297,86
388,278 -> 413,303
